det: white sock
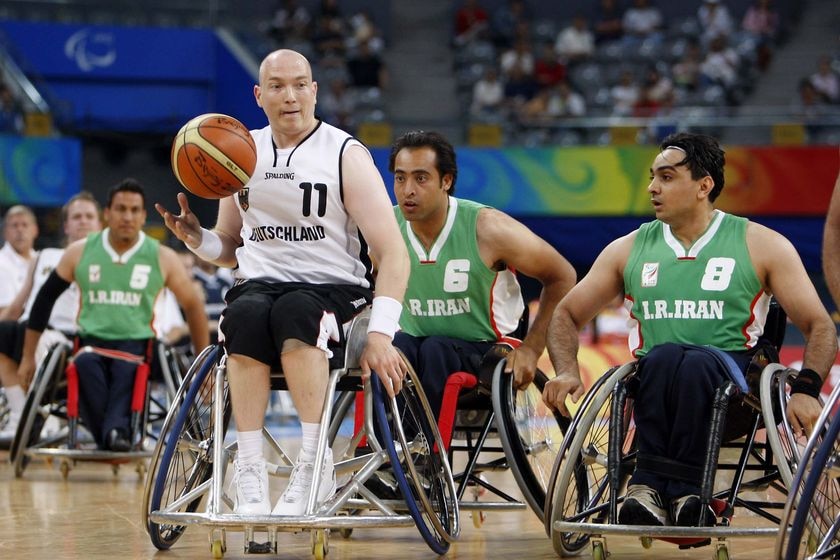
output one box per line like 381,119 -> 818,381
236,429 -> 263,463
5,385 -> 25,414
300,421 -> 321,461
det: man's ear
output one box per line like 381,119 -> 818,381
442,174 -> 453,193
698,175 -> 715,199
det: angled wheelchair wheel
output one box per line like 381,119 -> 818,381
783,410 -> 840,560
11,343 -> 70,477
760,364 -> 808,488
370,358 -> 459,554
492,360 -> 570,523
143,345 -> 226,550
547,363 -> 637,557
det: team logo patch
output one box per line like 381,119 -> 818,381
238,187 -> 250,212
89,264 -> 101,283
641,262 -> 659,287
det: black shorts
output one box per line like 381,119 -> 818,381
219,280 -> 372,368
0,320 -> 26,362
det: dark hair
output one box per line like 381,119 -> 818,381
106,178 -> 146,208
659,132 -> 726,202
62,191 -> 101,223
388,130 -> 458,195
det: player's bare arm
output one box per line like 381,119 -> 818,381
342,144 -> 410,397
476,207 -> 577,387
159,245 -> 211,351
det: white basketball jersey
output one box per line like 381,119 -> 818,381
232,122 -> 372,288
22,247 -> 81,332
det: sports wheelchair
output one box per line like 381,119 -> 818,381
774,380 -> 840,559
432,341 -> 569,527
9,336 -> 186,478
142,308 -> 459,559
544,304 -> 807,560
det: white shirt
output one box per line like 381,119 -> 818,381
22,247 -> 81,332
0,242 -> 36,307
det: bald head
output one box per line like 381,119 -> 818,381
259,49 -> 312,85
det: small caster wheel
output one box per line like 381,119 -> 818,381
339,528 -> 353,539
135,462 -> 146,478
715,545 -> 729,560
112,463 -> 120,476
60,460 -> 70,479
592,541 -> 607,560
311,529 -> 329,560
471,511 -> 485,528
641,536 -> 653,549
211,539 -> 225,559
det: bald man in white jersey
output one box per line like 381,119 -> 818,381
158,49 -> 409,517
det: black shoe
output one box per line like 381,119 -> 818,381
106,428 -> 132,452
671,495 -> 717,527
618,485 -> 668,526
364,469 -> 402,500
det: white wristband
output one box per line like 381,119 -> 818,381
189,228 -> 223,262
367,296 -> 402,340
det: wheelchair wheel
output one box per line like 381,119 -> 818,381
143,345 -> 225,550
760,364 -> 804,487
547,363 -> 637,557
11,343 -> 70,477
492,360 -> 570,523
370,358 -> 459,554
783,410 -> 840,560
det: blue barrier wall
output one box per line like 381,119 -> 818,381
0,21 -> 263,132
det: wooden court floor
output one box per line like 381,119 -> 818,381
0,448 -> 784,560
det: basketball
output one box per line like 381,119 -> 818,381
171,113 -> 257,199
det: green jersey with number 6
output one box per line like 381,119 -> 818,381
75,229 -> 164,340
395,197 -> 524,340
623,210 -> 769,358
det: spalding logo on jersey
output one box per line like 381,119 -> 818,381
238,188 -> 250,212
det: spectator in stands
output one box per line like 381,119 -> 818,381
266,0 -> 312,43
503,64 -> 538,111
347,11 -> 384,54
741,0 -> 779,71
594,0 -> 624,44
534,42 -> 567,88
0,206 -> 39,315
699,35 -> 739,91
454,0 -> 489,46
622,0 -> 664,46
311,12 -> 346,58
317,0 -> 341,19
0,85 -> 24,135
554,15 -> 595,66
491,0 -> 529,49
634,66 -> 674,116
672,41 -> 703,91
347,39 -> 387,90
810,55 -> 840,104
319,77 -> 357,132
550,81 -> 587,118
471,67 -> 505,116
518,87 -> 553,123
611,69 -> 640,116
500,38 -> 535,80
697,0 -> 734,45
792,78 -> 830,129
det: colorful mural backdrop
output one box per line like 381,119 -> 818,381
372,145 -> 835,216
0,135 -> 81,206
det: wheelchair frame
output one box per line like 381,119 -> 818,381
9,338 -> 186,478
545,360 -> 803,560
143,310 -> 460,559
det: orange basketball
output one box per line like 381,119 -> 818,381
171,113 -> 257,199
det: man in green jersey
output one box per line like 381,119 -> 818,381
389,130 -> 576,419
542,133 -> 836,527
824,147 -> 840,309
18,179 -> 209,451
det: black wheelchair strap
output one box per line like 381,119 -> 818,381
636,453 -> 704,484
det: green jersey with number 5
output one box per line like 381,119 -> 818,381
75,229 -> 164,340
623,210 -> 769,358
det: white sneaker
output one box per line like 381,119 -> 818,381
231,458 -> 271,515
272,449 -> 336,516
0,409 -> 21,441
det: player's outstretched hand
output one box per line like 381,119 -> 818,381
155,192 -> 203,248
